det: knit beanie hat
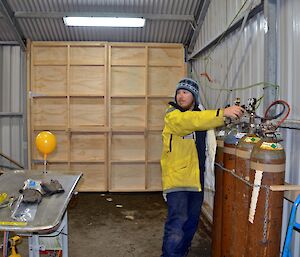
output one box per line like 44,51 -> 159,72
175,78 -> 200,106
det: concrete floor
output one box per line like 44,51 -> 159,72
2,192 -> 211,257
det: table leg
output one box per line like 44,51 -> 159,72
27,211 -> 68,257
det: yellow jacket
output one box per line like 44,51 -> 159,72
160,105 -> 224,193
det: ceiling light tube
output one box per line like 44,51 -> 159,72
63,17 -> 145,27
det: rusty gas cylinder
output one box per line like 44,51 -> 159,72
211,127 -> 228,257
247,136 -> 285,257
221,127 -> 246,257
230,134 -> 261,257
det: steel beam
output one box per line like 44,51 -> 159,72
280,120 -> 300,131
188,3 -> 263,60
14,11 -> 195,22
0,41 -> 20,45
0,112 -> 23,117
0,0 -> 26,51
188,0 -> 211,53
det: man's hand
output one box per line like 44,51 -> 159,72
223,106 -> 245,119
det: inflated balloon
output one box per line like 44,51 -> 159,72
35,131 -> 57,160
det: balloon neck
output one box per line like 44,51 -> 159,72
43,154 -> 47,161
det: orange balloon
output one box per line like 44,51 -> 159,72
35,131 -> 57,157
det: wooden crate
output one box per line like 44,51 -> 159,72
70,46 -> 105,65
147,163 -> 162,191
110,163 -> 145,191
32,163 -> 69,174
32,46 -> 67,65
147,132 -> 162,162
69,66 -> 105,96
111,46 -> 145,66
111,98 -> 146,128
148,98 -> 172,130
70,133 -> 106,162
70,97 -> 105,129
71,163 -> 106,191
111,66 -> 145,96
32,66 -> 67,95
148,67 -> 184,96
148,47 -> 183,66
29,42 -> 185,192
31,98 -> 67,129
111,133 -> 145,161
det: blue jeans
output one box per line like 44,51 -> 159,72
161,190 -> 204,257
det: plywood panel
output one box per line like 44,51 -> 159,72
149,47 -> 183,66
148,132 -> 162,161
71,163 -> 106,191
33,46 -> 67,65
32,66 -> 67,95
32,163 -> 69,172
70,46 -> 105,65
32,98 -> 67,127
111,98 -> 145,127
111,47 -> 145,66
32,131 -> 68,162
32,163 -> 105,191
148,98 -> 171,130
70,66 -> 105,95
111,66 -> 145,96
148,67 -> 183,96
70,97 -> 105,127
147,163 -> 162,190
111,163 -> 145,191
29,41 -> 184,192
111,134 -> 145,161
70,133 -> 106,162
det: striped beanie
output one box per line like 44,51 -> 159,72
175,78 -> 200,106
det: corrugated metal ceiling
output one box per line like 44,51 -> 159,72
0,0 -> 203,46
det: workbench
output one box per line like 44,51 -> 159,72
0,169 -> 82,257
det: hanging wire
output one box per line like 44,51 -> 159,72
191,63 -> 280,111
189,0 -> 279,109
203,0 -> 250,63
215,0 -> 256,108
193,76 -> 278,92
191,68 -> 275,109
189,0 -> 250,92
255,95 -> 264,109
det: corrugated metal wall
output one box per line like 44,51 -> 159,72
191,0 -> 300,255
191,12 -> 265,111
278,0 -> 300,254
190,0 -> 265,222
195,0 -> 261,51
192,0 -> 300,256
191,1 -> 264,111
0,46 -> 26,168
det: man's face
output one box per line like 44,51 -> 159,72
176,89 -> 195,110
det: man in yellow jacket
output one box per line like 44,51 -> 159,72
160,78 -> 244,257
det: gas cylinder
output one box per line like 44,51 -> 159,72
247,135 -> 285,257
230,112 -> 261,257
211,125 -> 229,257
221,121 -> 246,257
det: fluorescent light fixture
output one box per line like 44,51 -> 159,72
63,17 -> 145,27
